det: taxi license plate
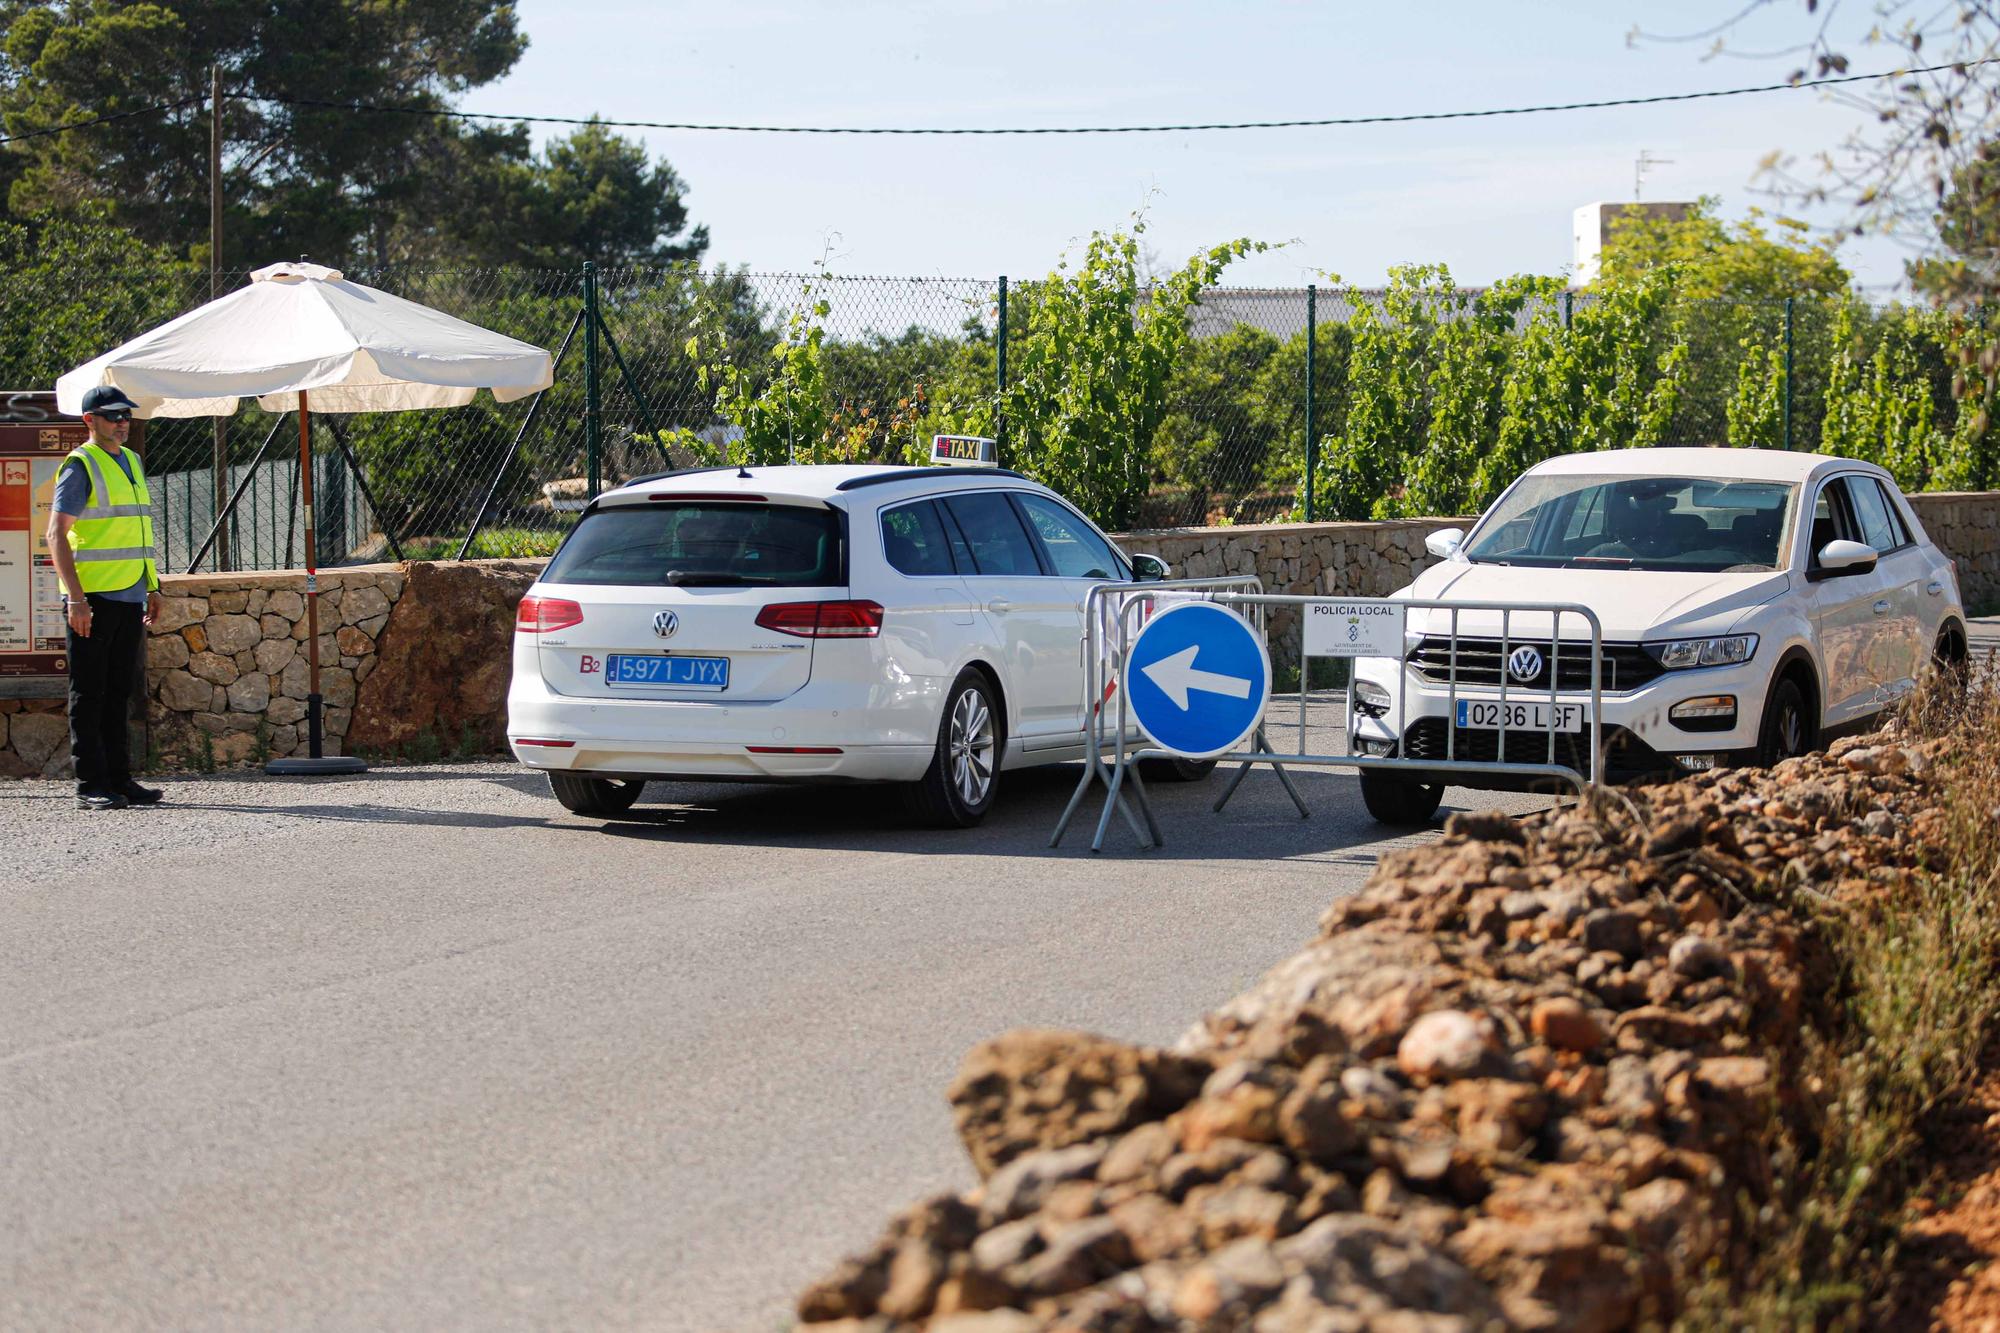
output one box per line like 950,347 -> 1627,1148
1456,699 -> 1584,733
604,653 -> 730,690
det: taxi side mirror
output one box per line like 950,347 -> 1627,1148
1130,553 -> 1172,582
1425,528 -> 1465,560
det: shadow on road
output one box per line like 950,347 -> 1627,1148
584,762 -> 1540,864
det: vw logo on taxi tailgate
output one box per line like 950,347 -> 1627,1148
1507,645 -> 1544,683
653,610 -> 679,638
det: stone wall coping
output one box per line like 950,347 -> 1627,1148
1113,516 -> 1473,540
157,557 -> 546,593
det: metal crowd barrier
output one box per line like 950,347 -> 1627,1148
1049,577 -> 1606,853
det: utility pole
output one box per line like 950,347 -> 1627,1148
209,65 -> 228,570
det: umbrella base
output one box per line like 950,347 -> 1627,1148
265,756 -> 369,777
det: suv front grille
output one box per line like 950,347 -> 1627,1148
1400,719 -> 1668,782
1406,636 -> 1662,693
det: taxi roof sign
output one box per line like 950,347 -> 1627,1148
931,434 -> 996,467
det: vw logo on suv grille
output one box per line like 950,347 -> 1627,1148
653,610 -> 679,638
1506,645 -> 1544,683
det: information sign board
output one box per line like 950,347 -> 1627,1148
0,391 -> 143,686
1303,598 -> 1405,659
1126,601 -> 1271,759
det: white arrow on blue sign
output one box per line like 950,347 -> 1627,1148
1126,601 -> 1271,760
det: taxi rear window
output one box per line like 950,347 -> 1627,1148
543,502 -> 844,586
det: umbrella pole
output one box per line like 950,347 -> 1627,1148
268,387 -> 366,776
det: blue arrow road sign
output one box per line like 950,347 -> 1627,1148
1126,601 -> 1271,759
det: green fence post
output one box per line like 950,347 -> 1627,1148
1783,296 -> 1795,451
584,261 -> 601,498
996,275 -> 1008,460
1304,284 -> 1317,522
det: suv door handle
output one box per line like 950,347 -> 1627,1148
986,598 -> 1012,614
1872,599 -> 1891,615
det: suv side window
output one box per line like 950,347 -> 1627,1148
1013,493 -> 1123,579
941,492 -> 1044,576
1845,477 -> 1900,553
880,500 -> 957,576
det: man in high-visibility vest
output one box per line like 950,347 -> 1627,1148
45,385 -> 164,810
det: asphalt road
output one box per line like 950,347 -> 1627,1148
2,715 -> 1546,1331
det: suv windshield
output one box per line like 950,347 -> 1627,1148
542,502 -> 844,586
1464,473 -> 1796,572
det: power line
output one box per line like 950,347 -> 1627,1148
2,58 -> 1989,150
247,59 -> 1993,136
0,95 -> 204,146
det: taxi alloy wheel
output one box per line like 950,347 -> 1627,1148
907,670 -> 1003,828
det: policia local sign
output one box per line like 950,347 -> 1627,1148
0,391 -> 143,685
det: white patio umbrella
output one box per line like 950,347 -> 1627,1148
58,261 -> 555,775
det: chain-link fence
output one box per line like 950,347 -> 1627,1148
0,262 -> 1968,571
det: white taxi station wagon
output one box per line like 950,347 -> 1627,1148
507,453 -> 1193,825
1345,447 -> 1968,824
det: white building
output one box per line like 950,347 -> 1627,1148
1573,200 -> 1694,285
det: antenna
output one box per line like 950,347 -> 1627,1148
1635,149 -> 1674,200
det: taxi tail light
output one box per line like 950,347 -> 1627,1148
516,595 -> 583,633
755,600 -> 884,638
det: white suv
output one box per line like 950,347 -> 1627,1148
1348,448 -> 1967,824
507,464 -> 1188,824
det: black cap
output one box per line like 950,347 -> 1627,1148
80,385 -> 140,416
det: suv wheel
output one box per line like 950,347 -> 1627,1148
548,772 -> 645,816
1754,675 -> 1816,767
1359,770 -> 1444,826
906,670 -> 1001,827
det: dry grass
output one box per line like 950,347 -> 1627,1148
1680,663 -> 2000,1329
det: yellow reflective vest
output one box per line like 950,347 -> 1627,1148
63,440 -> 159,595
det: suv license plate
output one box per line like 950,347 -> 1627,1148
605,653 -> 730,690
1456,699 -> 1584,733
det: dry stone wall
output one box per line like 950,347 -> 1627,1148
1908,492 -> 2000,610
143,565 -> 408,770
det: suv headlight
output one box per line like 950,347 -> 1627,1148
1644,634 -> 1758,670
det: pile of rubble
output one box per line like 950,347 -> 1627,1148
798,734 -> 1947,1332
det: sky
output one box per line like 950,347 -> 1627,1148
460,0 -> 1920,292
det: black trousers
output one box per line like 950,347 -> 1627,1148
66,595 -> 144,789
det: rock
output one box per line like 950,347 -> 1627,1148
266,695 -> 306,726
1862,808 -> 1896,839
9,711 -> 68,770
320,667 -> 356,709
208,589 -> 249,614
335,625 -> 373,657
1397,1010 -> 1498,1084
1099,1120 -> 1178,1185
149,632 -> 189,670
1667,934 -> 1734,981
1008,1216 -> 1129,1296
946,1029 -> 1207,1178
226,671 -> 271,714
151,596 -> 206,633
278,657 -> 310,701
969,1218 -> 1041,1274
266,589 -> 304,621
339,583 -> 392,626
1582,909 -> 1644,959
981,1142 -> 1107,1223
1531,997 -> 1606,1053
187,651 -> 239,686
181,623 -> 207,653
1172,1237 -> 1285,1321
203,613 -> 261,655
212,731 -> 259,765
1275,1215 -> 1502,1320
1442,810 -> 1525,845
254,637 -> 297,674
346,560 -> 541,756
158,669 -> 212,712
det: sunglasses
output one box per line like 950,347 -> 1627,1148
91,410 -> 133,423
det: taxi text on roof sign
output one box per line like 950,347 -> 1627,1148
931,434 -> 996,467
